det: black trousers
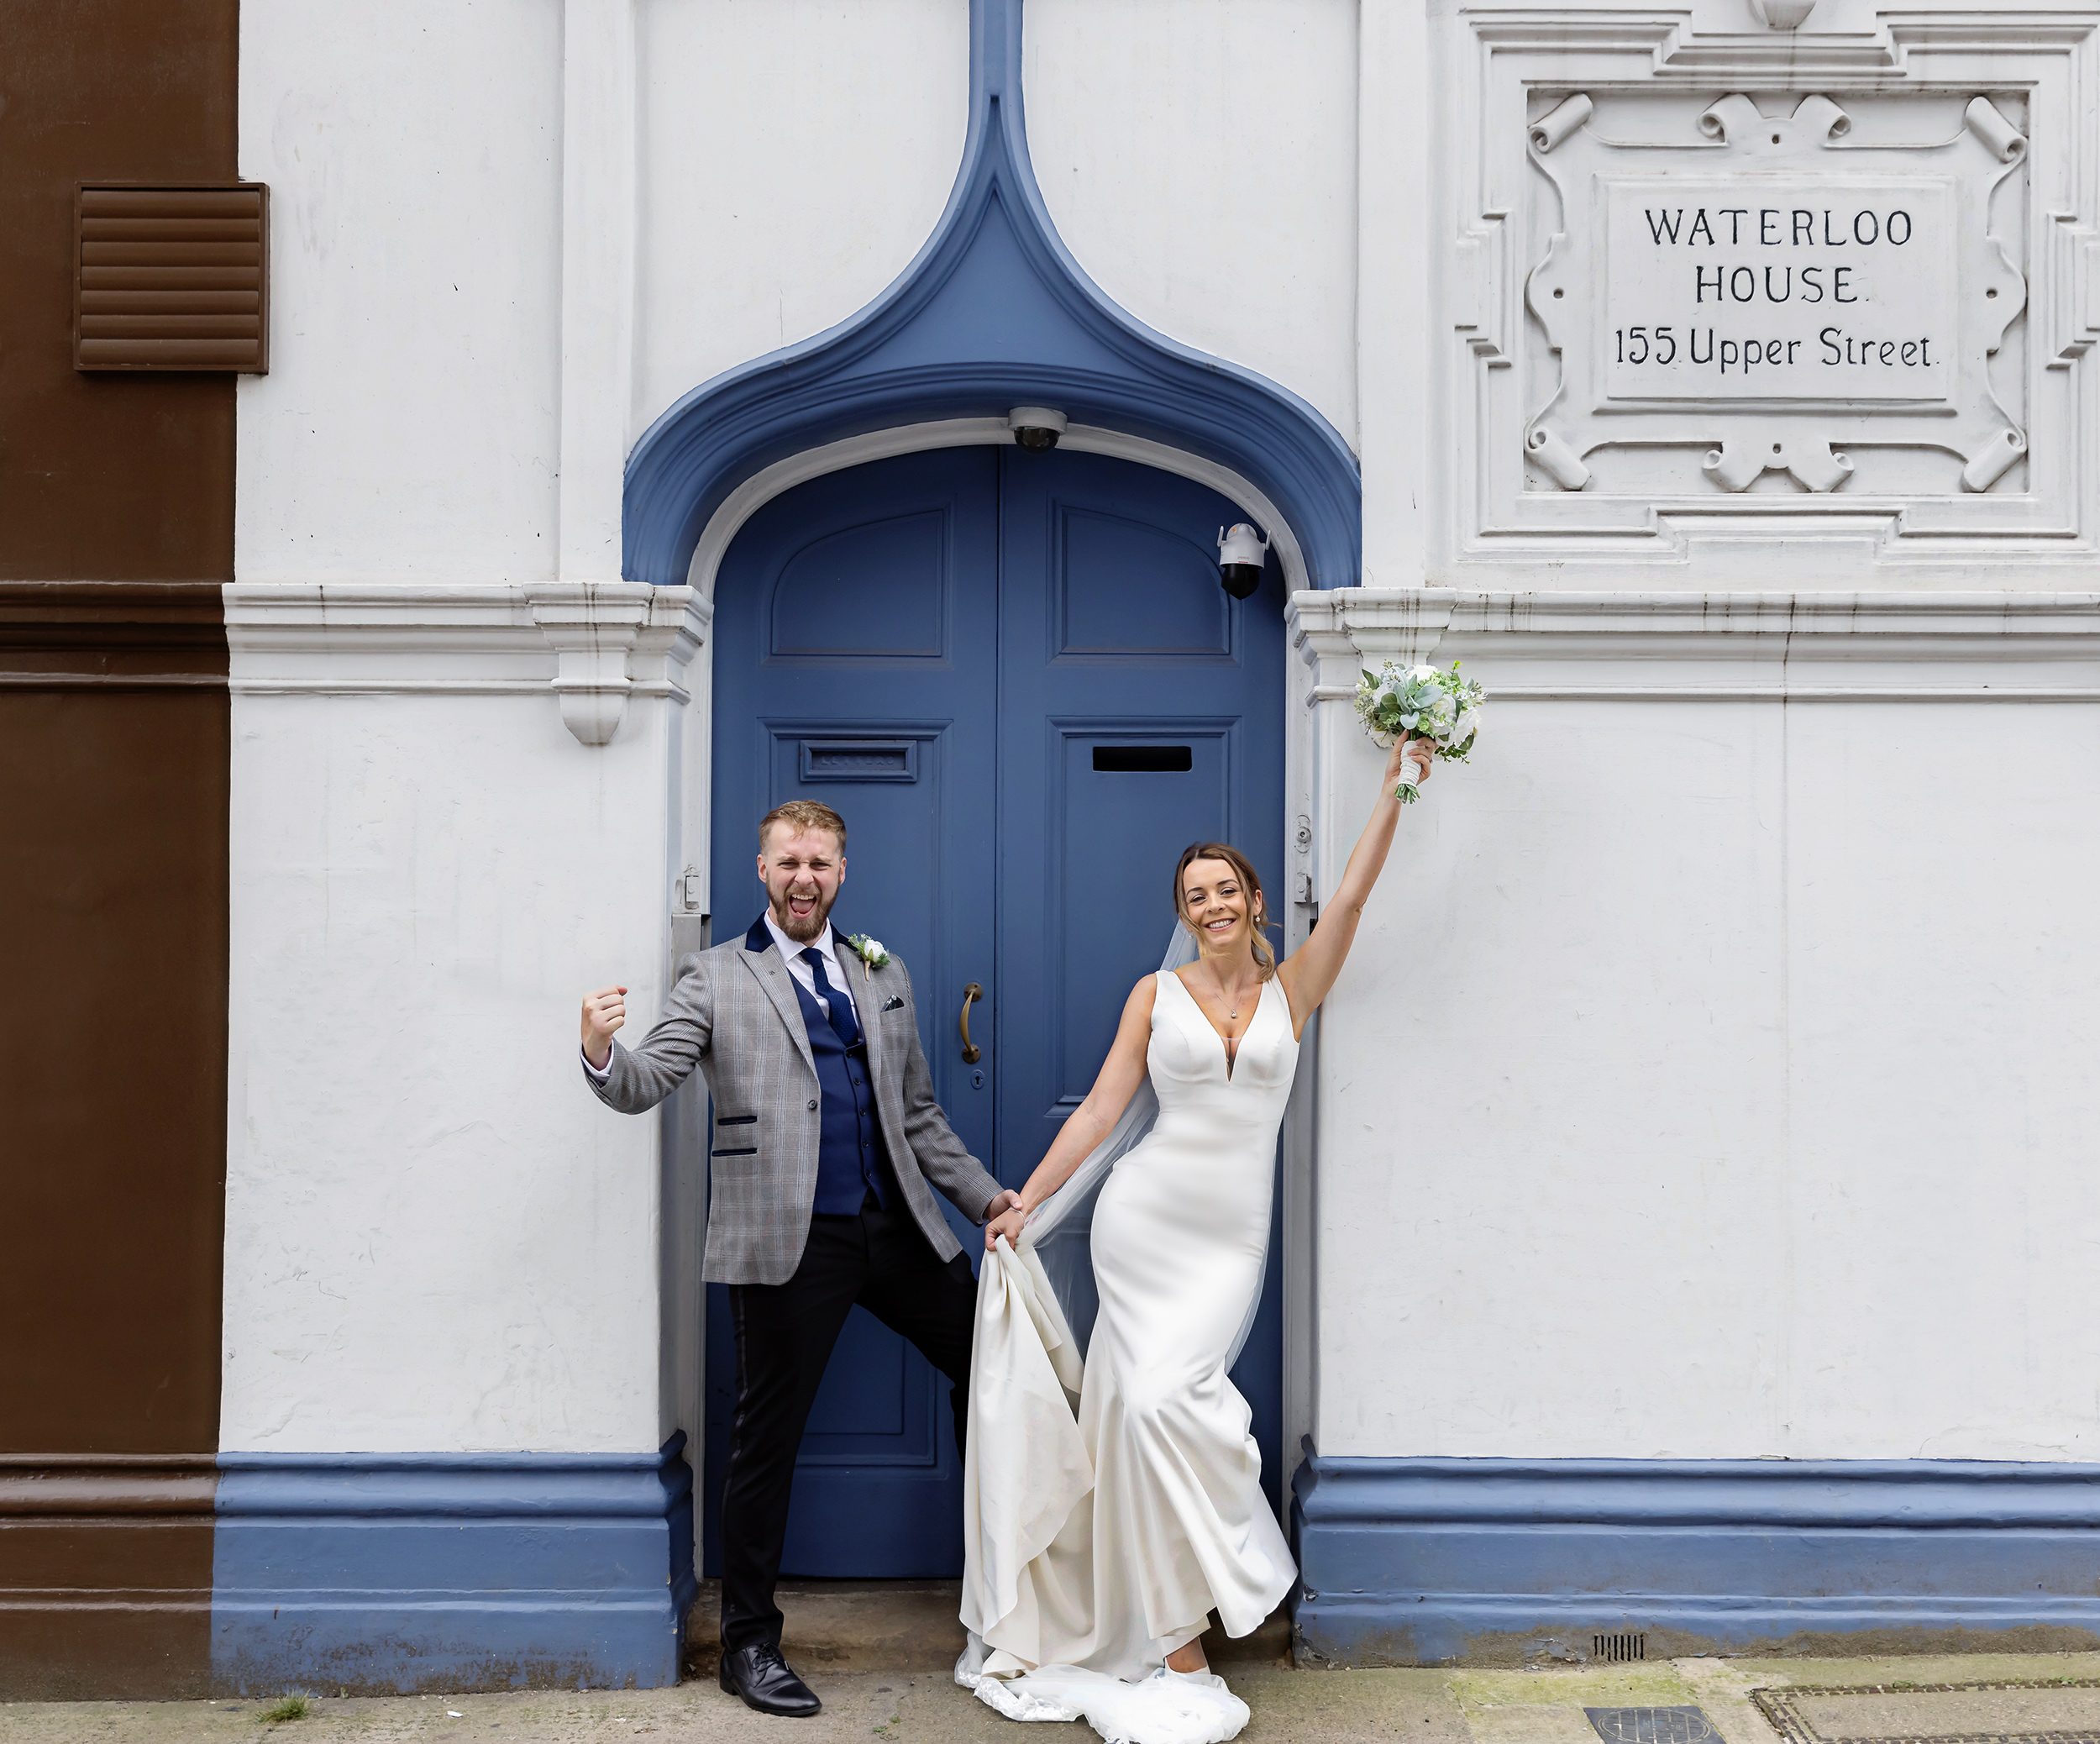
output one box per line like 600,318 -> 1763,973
718,1195 -> 977,1652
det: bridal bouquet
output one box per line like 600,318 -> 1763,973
1354,659 -> 1486,801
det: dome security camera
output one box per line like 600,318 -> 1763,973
1216,523 -> 1269,600
1007,406 -> 1067,453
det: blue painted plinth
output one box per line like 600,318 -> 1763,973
211,1437 -> 696,1694
1292,1453 -> 2100,1665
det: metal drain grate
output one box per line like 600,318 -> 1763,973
1587,1708 -> 1719,1744
1592,1631 -> 1648,1663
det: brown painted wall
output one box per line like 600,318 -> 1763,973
0,1 -> 237,580
0,589 -> 231,1463
0,0 -> 238,1700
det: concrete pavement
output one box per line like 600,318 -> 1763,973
8,1583 -> 2100,1744
12,1650 -> 2100,1744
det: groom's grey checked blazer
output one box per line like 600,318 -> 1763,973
585,916 -> 1005,1285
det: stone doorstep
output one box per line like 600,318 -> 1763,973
680,1579 -> 1293,1675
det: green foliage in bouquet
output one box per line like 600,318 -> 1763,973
1352,659 -> 1486,800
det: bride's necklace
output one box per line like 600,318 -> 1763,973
1194,965 -> 1262,1025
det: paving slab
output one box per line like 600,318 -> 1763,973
1784,1683 -> 2100,1738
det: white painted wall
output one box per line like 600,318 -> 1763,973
226,0 -> 2100,1481
1025,0 -> 1359,449
1331,0 -> 2100,1456
1355,0 -> 1429,590
634,0 -> 1357,448
237,0 -> 563,585
1302,597 -> 2100,1462
220,673 -> 687,1453
228,2 -> 669,1455
633,0 -> 967,436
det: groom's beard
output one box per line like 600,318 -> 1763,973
769,887 -> 834,943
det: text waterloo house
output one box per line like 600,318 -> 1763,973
1620,202 -> 1935,379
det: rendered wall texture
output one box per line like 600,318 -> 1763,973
635,0 -> 968,433
1299,594 -> 2100,1464
235,0 -> 563,585
1324,0 -> 2100,1468
218,0 -> 2100,1472
1026,0 -> 1360,446
218,680 -> 685,1454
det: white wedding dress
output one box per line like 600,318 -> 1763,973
957,969 -> 1299,1744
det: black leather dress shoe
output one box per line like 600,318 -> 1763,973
718,1641 -> 822,1717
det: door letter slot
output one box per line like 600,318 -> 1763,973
1092,744 -> 1194,773
800,739 -> 918,782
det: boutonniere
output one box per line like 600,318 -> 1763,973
844,932 -> 890,981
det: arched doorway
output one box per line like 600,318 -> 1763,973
702,442 -> 1286,1577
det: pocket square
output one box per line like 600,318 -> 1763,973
881,995 -> 906,1012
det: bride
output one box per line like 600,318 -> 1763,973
958,733 -> 1435,1742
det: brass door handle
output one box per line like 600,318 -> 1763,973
959,982 -> 984,1064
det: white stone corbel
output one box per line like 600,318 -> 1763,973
1747,0 -> 1818,29
1289,589 -> 1455,703
528,582 -> 710,746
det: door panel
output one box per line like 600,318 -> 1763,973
706,443 -> 1287,1576
994,449 -> 1288,1513
707,449 -> 998,1577
1046,722 -> 1239,1115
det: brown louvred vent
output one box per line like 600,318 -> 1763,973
74,184 -> 269,373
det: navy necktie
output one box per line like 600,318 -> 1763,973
800,947 -> 863,1049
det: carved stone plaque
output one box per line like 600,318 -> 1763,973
1526,91 -> 2026,496
1599,179 -> 1956,402
1438,9 -> 2100,583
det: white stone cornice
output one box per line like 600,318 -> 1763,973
223,581 -> 711,744
1289,588 -> 2100,702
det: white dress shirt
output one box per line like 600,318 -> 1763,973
581,913 -> 858,1079
764,915 -> 861,1024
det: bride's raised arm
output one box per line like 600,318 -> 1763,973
983,975 -> 1158,1248
1275,735 -> 1432,1034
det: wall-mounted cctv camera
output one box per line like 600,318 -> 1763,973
1216,523 -> 1269,600
1007,406 -> 1067,452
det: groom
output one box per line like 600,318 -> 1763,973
579,799 -> 1016,1717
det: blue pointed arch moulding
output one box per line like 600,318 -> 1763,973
622,0 -> 1361,591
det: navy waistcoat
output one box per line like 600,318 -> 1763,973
786,969 -> 892,1216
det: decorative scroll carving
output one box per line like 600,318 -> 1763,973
1964,97 -> 2028,164
1530,94 -> 1593,153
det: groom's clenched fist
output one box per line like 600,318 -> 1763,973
580,985 -> 627,1070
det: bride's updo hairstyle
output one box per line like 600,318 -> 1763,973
1172,842 -> 1277,978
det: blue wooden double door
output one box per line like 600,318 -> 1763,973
706,444 -> 1284,1577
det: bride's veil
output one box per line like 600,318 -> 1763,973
1018,921 -> 1272,1374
